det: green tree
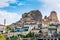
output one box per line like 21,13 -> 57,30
6,37 -> 10,40
18,34 -> 27,38
0,34 -> 6,40
6,25 -> 11,31
26,32 -> 36,40
12,36 -> 18,40
26,32 -> 35,37
18,32 -> 35,38
6,25 -> 11,34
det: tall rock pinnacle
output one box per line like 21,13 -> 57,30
49,11 -> 59,24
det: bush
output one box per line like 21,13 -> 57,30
18,34 -> 26,38
6,37 -> 10,40
0,34 -> 6,40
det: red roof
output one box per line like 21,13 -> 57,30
0,24 -> 5,26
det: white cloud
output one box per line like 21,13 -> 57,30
38,0 -> 60,21
0,10 -> 20,25
0,0 -> 16,8
18,3 -> 24,6
18,2 -> 31,6
41,0 -> 60,8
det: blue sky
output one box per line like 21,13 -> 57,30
0,0 -> 44,13
0,0 -> 60,25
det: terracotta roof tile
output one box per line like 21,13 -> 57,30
0,24 -> 5,26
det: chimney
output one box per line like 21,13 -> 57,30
4,19 -> 6,26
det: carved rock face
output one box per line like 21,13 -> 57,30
44,16 -> 49,22
29,10 -> 42,21
49,11 -> 59,22
22,10 -> 42,21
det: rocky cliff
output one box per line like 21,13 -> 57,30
49,11 -> 59,22
22,10 -> 42,21
11,10 -> 42,27
10,10 -> 59,27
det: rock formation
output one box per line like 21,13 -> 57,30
44,16 -> 49,22
49,11 -> 59,24
11,10 -> 42,27
10,10 -> 59,27
22,10 -> 42,21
